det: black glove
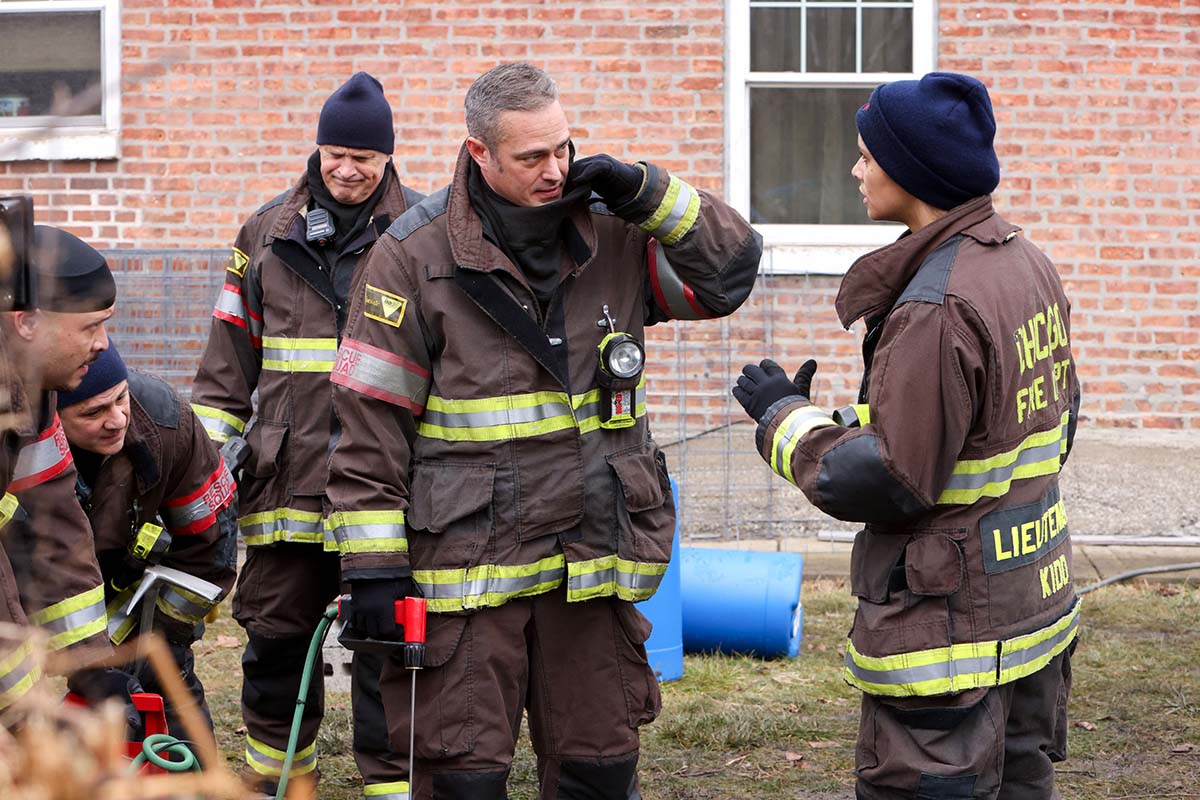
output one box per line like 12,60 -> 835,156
347,577 -> 415,641
67,666 -> 144,733
732,359 -> 818,423
570,154 -> 644,209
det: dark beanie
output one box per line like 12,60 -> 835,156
855,72 -> 1000,210
32,225 -> 117,312
316,72 -> 395,154
57,340 -> 127,409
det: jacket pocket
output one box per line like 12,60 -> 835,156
905,532 -> 966,597
607,444 -> 675,565
850,529 -> 910,603
244,419 -> 287,479
407,460 -> 495,566
612,600 -> 662,728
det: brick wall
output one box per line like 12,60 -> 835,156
0,0 -> 1197,429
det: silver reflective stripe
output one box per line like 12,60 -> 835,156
773,406 -> 834,470
37,598 -> 106,640
418,567 -> 566,602
240,513 -> 324,544
158,586 -> 217,623
843,649 -> 999,688
12,428 -> 68,484
336,522 -> 405,545
941,437 -> 1064,493
567,566 -> 664,594
245,743 -> 316,777
652,241 -> 706,319
644,177 -> 699,242
214,287 -> 262,336
0,645 -> 37,698
335,340 -> 430,406
423,399 -> 572,429
1000,608 -> 1080,673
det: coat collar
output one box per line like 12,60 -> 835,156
266,162 -> 410,249
835,196 -> 1016,328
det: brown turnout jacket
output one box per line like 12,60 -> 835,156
326,145 -> 762,612
78,372 -> 237,645
757,197 -> 1081,697
191,165 -> 422,548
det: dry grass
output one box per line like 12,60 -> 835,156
194,577 -> 1200,800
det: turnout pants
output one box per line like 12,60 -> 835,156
379,585 -> 662,800
233,542 -> 408,796
855,645 -> 1075,800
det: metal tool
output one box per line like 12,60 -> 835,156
337,595 -> 428,794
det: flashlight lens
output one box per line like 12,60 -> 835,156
608,340 -> 644,379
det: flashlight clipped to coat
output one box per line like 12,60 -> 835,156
595,304 -> 645,429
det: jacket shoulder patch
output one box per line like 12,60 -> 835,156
363,284 -> 408,327
387,187 -> 450,243
228,246 -> 250,277
896,235 -> 963,307
128,371 -> 181,430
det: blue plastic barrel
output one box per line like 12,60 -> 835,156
679,548 -> 804,658
636,478 -> 684,683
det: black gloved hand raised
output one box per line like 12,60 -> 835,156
570,154 -> 645,210
347,577 -> 416,641
67,666 -> 144,733
732,358 -> 818,423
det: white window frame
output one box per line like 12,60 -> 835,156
726,0 -> 937,274
0,0 -> 121,161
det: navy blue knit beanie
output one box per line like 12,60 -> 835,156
855,72 -> 1000,210
57,340 -> 127,409
316,72 -> 394,154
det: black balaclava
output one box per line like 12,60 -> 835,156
306,150 -> 391,247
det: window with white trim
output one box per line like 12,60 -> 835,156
726,0 -> 935,270
0,0 -> 121,161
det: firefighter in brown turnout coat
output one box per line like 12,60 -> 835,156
734,73 -> 1082,799
191,73 -> 423,795
58,343 -> 237,736
326,63 -> 762,799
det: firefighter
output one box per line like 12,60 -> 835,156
57,342 -> 237,735
326,62 -> 763,799
1,224 -> 143,729
732,72 -> 1082,799
191,72 -> 424,794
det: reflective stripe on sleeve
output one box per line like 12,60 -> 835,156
212,282 -> 263,347
156,583 -> 220,625
364,781 -> 410,800
9,415 -> 73,493
332,337 -> 430,413
567,555 -> 667,603
937,411 -> 1070,505
414,556 -> 567,613
161,457 -> 236,535
245,734 -> 316,778
28,585 -> 107,650
0,640 -> 40,711
262,336 -> 339,373
639,174 -> 701,245
648,239 -> 711,320
844,598 -> 1080,697
191,404 -> 248,445
769,405 -> 837,485
0,492 -> 18,530
240,507 -> 325,546
324,510 -> 407,556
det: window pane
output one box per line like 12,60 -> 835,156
750,87 -> 881,225
863,9 -> 913,72
0,11 -> 102,123
750,8 -> 804,72
806,8 -> 855,73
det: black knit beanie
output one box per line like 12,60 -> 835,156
855,72 -> 1000,210
57,340 -> 127,409
32,225 -> 116,312
316,72 -> 395,154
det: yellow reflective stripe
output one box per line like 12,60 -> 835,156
567,555 -> 667,602
324,510 -> 408,556
414,555 -> 567,612
770,405 -> 837,485
937,411 -> 1069,505
364,781 -> 410,798
105,587 -> 140,645
418,414 -> 576,443
640,175 -> 702,245
191,403 -> 247,444
261,336 -> 338,373
997,599 -> 1081,685
240,507 -> 325,546
0,492 -> 18,529
0,640 -> 41,711
29,585 -> 107,650
245,734 -> 316,777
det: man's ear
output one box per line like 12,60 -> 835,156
465,136 -> 490,170
9,309 -> 38,342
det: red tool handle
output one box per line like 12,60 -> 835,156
336,594 -> 427,643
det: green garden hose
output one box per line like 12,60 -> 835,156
128,732 -> 201,773
275,603 -> 339,800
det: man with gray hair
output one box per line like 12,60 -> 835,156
326,62 -> 762,798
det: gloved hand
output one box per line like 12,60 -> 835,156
347,577 -> 415,641
732,358 -> 818,423
570,154 -> 645,209
67,666 -> 144,733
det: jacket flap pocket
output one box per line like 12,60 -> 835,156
422,614 -> 469,668
407,460 -> 495,533
905,532 -> 965,597
245,419 -> 287,478
850,529 -> 910,603
606,449 -> 665,513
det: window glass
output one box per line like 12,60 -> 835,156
0,11 -> 103,124
863,8 -> 913,72
806,8 -> 856,73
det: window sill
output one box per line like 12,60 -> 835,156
0,128 -> 119,161
755,224 -> 902,276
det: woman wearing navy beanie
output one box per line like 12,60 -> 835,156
733,72 -> 1081,799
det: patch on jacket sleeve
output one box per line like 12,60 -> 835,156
363,283 -> 408,328
228,246 -> 249,278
